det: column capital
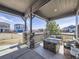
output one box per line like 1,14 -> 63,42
21,16 -> 27,21
45,18 -> 51,22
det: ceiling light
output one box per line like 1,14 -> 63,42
54,9 -> 57,12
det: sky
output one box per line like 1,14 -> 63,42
0,12 -> 46,30
0,12 -> 24,30
26,17 -> 46,30
55,16 -> 76,29
0,11 -> 78,30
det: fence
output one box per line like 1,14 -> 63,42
53,33 -> 75,42
0,32 -> 75,45
0,33 -> 23,45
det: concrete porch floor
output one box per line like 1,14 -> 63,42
34,43 -> 76,59
0,43 -> 76,59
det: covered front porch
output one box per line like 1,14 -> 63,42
0,0 -> 79,59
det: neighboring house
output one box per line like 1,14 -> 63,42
14,24 -> 25,32
0,22 -> 10,32
68,25 -> 75,32
62,25 -> 75,33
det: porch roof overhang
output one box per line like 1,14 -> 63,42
0,0 -> 79,20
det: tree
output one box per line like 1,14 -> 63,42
48,20 -> 60,35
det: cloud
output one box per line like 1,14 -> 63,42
0,16 -> 15,24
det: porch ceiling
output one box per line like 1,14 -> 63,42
0,0 -> 37,16
0,0 -> 79,20
34,0 -> 79,20
0,0 -> 38,13
0,0 -> 50,16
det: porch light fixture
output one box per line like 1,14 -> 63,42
54,9 -> 57,12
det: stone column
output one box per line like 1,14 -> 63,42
29,7 -> 35,48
